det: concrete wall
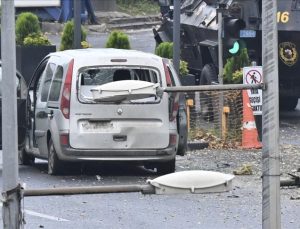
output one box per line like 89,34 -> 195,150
91,0 -> 116,11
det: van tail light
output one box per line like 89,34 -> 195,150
162,59 -> 178,121
169,134 -> 177,146
162,59 -> 172,87
60,133 -> 69,146
169,97 -> 179,121
60,59 -> 74,119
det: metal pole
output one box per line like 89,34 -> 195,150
23,184 -> 155,197
262,0 -> 281,228
164,83 -> 263,92
1,0 -> 22,228
173,0 -> 180,75
218,12 -> 223,84
74,0 -> 82,49
218,11 -> 224,138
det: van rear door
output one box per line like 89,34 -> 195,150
69,67 -> 170,150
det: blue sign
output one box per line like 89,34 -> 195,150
240,30 -> 256,38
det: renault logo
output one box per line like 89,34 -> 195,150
117,108 -> 123,115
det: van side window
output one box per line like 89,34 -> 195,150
40,63 -> 56,102
48,66 -> 64,101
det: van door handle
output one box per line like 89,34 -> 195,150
48,110 -> 54,119
113,135 -> 127,142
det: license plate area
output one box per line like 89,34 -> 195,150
79,120 -> 113,132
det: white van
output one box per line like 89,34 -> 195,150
23,49 -> 187,175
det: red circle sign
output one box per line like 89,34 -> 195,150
245,70 -> 262,84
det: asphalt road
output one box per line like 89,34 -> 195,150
0,29 -> 300,228
0,103 -> 298,228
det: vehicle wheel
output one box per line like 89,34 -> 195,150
279,97 -> 299,111
177,108 -> 188,156
48,138 -> 63,175
18,148 -> 34,165
199,64 -> 218,121
156,159 -> 176,175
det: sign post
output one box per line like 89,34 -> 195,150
243,66 -> 263,115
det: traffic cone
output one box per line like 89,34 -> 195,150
242,90 -> 262,149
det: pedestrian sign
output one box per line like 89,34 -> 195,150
243,66 -> 263,115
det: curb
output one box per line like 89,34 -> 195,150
108,15 -> 160,24
41,22 -> 64,34
108,21 -> 161,30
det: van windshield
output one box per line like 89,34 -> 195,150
78,66 -> 161,103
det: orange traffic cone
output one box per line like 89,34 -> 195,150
242,90 -> 262,149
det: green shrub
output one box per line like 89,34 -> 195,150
81,40 -> 92,49
155,42 -> 189,76
155,42 -> 173,59
105,31 -> 131,49
16,12 -> 41,45
59,20 -> 87,51
223,48 -> 250,83
23,33 -> 51,46
179,60 -> 189,76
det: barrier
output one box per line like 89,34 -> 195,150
242,90 -> 262,149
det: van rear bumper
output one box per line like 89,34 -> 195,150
57,145 -> 177,162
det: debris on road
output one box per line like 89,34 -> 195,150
233,164 -> 253,175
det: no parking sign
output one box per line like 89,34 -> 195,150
243,66 -> 263,115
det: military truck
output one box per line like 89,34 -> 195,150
154,0 -> 300,110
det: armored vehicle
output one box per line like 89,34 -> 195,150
154,0 -> 300,110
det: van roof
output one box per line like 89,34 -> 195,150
54,48 -> 161,60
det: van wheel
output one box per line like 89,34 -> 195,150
156,159 -> 176,175
18,148 -> 34,165
48,138 -> 63,175
199,64 -> 218,121
177,108 -> 188,156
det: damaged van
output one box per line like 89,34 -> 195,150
23,49 -> 187,175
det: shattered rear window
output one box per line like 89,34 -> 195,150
78,66 -> 161,103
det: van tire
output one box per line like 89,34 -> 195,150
177,108 -> 188,156
156,159 -> 176,175
18,148 -> 34,165
48,138 -> 63,175
199,64 -> 218,121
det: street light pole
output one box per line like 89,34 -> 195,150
173,0 -> 180,75
74,0 -> 82,49
262,0 -> 281,228
218,12 -> 223,85
217,10 -> 224,139
1,0 -> 22,228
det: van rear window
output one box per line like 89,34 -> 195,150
80,67 -> 159,86
78,67 -> 160,103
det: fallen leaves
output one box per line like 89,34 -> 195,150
189,128 -> 241,149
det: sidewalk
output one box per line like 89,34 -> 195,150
41,11 -> 161,34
